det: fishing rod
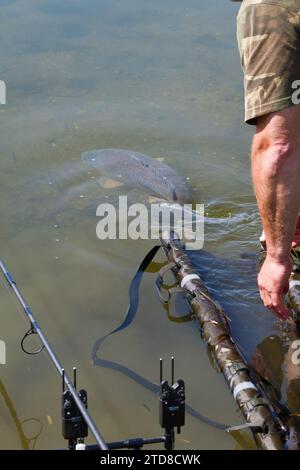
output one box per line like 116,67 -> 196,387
0,258 -> 108,450
0,258 -> 186,451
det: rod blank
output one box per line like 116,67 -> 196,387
0,258 -> 108,450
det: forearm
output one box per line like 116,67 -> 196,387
252,140 -> 300,261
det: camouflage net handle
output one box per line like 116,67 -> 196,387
160,231 -> 285,450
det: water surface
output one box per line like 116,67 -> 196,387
0,0 -> 292,450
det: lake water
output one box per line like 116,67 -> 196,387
0,0 -> 295,450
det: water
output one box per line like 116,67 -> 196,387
0,0 -> 296,450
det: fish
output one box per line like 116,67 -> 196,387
81,148 -> 191,204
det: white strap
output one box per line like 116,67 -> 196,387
181,274 -> 201,289
233,382 -> 257,399
289,279 -> 300,288
76,443 -> 86,450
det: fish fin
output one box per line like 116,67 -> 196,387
98,176 -> 124,189
148,196 -> 166,204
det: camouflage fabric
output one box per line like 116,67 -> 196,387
290,248 -> 300,322
288,269 -> 300,319
237,0 -> 300,124
291,246 -> 300,272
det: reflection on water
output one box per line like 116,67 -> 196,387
0,377 -> 43,449
1,0 -> 297,450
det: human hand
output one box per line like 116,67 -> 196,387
258,255 -> 292,320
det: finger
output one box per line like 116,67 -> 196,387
270,292 -> 291,320
259,287 -> 273,309
259,287 -> 290,320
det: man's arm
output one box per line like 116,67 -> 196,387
252,105 -> 300,319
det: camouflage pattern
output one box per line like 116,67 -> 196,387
291,246 -> 300,272
288,270 -> 300,320
288,247 -> 300,322
237,0 -> 300,123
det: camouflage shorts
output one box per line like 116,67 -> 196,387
237,0 -> 300,124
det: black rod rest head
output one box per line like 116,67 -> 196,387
159,357 -> 185,449
62,389 -> 88,442
61,368 -> 88,445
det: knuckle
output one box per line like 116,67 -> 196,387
264,301 -> 272,309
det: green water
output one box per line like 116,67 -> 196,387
0,0 -> 294,450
